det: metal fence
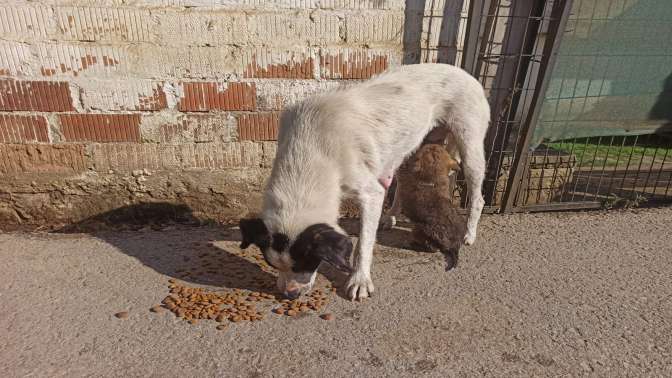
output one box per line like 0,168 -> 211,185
419,0 -> 672,212
516,0 -> 672,211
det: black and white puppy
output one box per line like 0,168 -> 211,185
240,63 -> 490,300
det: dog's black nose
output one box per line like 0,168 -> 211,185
285,288 -> 301,299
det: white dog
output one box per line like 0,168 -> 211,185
239,63 -> 490,300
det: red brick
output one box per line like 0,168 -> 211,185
237,113 -> 280,141
137,86 -> 168,111
178,82 -> 256,112
59,114 -> 141,142
0,144 -> 87,174
320,52 -> 389,79
244,56 -> 314,79
0,80 -> 74,111
0,114 -> 49,143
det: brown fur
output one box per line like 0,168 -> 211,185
397,144 -> 466,269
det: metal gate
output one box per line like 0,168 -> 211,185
412,0 -> 672,212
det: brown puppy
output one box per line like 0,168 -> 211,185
397,143 -> 467,270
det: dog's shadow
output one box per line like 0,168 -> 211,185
56,203 -> 281,295
338,217 -> 416,251
339,218 -> 463,273
54,202 -> 429,299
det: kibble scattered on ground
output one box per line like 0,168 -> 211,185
320,313 -> 335,320
149,240 -> 336,330
157,280 -> 333,328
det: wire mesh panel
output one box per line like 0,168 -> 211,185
453,0 -> 563,211
521,135 -> 672,209
510,0 -> 672,210
404,0 -> 471,65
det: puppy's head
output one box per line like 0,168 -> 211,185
412,144 -> 460,181
239,219 -> 352,299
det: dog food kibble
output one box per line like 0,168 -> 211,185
114,311 -> 129,319
150,305 -> 163,313
154,247 -> 334,329
320,313 -> 334,321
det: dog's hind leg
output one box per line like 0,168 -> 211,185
454,119 -> 487,245
347,182 -> 385,300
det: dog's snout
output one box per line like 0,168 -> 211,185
285,288 -> 301,299
278,271 -> 317,299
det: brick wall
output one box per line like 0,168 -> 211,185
0,0 -> 409,228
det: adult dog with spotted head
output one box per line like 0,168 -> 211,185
239,63 -> 490,300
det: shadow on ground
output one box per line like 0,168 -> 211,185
55,203 -> 284,295
52,202 -> 421,298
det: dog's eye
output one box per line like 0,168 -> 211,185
271,233 -> 290,252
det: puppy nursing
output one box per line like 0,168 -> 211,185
396,144 -> 466,270
239,63 -> 490,300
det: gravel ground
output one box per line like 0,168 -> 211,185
1,207 -> 671,377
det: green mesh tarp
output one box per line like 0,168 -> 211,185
532,0 -> 672,148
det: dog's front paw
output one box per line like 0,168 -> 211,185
463,231 -> 476,246
379,215 -> 397,230
346,271 -> 374,301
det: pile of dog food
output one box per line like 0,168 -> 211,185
152,280 -> 335,329
161,281 -> 268,324
138,241 -> 337,329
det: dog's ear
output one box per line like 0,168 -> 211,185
293,224 -> 353,273
313,231 -> 353,273
239,218 -> 271,250
446,157 -> 461,172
